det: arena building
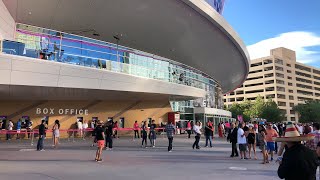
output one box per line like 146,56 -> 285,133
0,0 -> 249,134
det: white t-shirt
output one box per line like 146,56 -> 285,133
237,128 -> 247,144
297,125 -> 303,134
82,123 -> 88,129
193,125 -> 202,134
77,121 -> 83,129
8,122 -> 13,130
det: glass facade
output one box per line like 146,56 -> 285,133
1,23 -> 224,115
205,0 -> 225,14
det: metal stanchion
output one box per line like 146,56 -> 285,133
67,130 -> 71,142
72,130 -> 75,142
30,131 -> 34,146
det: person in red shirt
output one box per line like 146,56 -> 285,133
265,123 -> 279,161
186,120 -> 192,138
133,121 -> 140,139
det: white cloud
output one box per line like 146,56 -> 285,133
247,31 -> 320,64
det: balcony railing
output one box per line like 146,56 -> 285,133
0,23 -> 222,91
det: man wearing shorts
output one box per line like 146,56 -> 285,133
94,121 -> 105,162
266,123 -> 279,161
237,122 -> 248,160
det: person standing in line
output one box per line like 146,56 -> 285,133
82,120 -> 88,140
141,121 -> 148,148
227,122 -> 238,157
37,120 -> 46,151
205,121 -> 213,148
26,120 -> 33,139
247,125 -> 257,160
113,121 -> 119,139
237,122 -> 248,160
6,120 -> 13,140
186,120 -> 192,139
94,120 -> 105,162
192,121 -> 202,149
53,120 -> 60,148
140,121 -> 144,138
218,122 -> 223,138
277,123 -> 317,180
105,121 -> 113,150
306,123 -> 320,150
133,120 -> 140,139
16,119 -> 21,139
266,123 -> 279,161
77,119 -> 83,138
166,121 -> 176,152
258,125 -> 269,164
91,120 -> 96,147
149,120 -> 156,147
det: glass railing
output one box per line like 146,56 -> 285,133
205,0 -> 225,14
0,23 -> 222,92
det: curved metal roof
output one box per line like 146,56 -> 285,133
3,0 -> 250,93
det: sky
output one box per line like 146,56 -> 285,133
223,0 -> 320,67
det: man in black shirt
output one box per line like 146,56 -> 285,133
37,120 -> 46,151
95,121 -> 105,162
204,121 -> 213,148
227,122 -> 238,157
105,121 -> 113,150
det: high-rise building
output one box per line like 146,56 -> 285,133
224,47 -> 320,122
0,0 -> 249,130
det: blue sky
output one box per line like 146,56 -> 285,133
223,0 -> 320,67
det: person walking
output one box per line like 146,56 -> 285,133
133,121 -> 140,139
276,123 -> 318,180
141,121 -> 148,148
105,121 -> 113,150
53,120 -> 60,148
227,122 -> 238,157
205,121 -> 213,148
94,120 -> 105,162
266,123 -> 279,161
186,120 -> 192,138
37,120 -> 46,151
149,120 -> 156,147
247,125 -> 257,159
192,121 -> 202,149
237,122 -> 248,160
166,121 -> 176,152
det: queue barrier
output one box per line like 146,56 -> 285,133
0,127 -> 189,146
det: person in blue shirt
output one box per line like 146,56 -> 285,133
16,119 -> 21,139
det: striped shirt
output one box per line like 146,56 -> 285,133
166,123 -> 175,138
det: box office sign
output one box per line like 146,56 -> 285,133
36,108 -> 89,115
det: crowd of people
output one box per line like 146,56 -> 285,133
2,117 -> 320,179
226,120 -> 320,179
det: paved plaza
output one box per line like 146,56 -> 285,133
0,135 -> 280,180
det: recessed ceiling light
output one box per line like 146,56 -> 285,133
28,12 -> 32,15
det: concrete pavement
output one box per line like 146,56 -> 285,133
0,136 -> 280,180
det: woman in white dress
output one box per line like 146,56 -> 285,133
53,120 -> 60,148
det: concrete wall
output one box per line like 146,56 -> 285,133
0,100 -> 171,138
0,0 -> 15,40
0,53 -> 206,98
